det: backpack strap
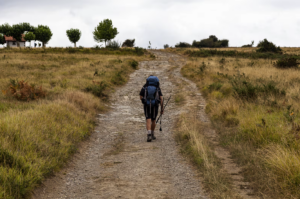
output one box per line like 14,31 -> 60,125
143,86 -> 147,99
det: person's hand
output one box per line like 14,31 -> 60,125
161,110 -> 164,115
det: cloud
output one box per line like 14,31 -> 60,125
0,0 -> 300,48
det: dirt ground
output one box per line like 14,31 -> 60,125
32,51 -> 253,199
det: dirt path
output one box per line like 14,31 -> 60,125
33,51 -> 207,199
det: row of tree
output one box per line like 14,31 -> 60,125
66,19 -> 135,48
0,19 -> 136,48
0,23 -> 52,47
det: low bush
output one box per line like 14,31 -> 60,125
150,54 -> 156,59
122,39 -> 135,47
175,42 -> 191,48
106,40 -> 121,49
134,47 -> 145,56
208,82 -> 223,92
2,80 -> 46,101
130,60 -> 138,69
230,78 -> 285,100
193,35 -> 229,48
111,71 -> 126,85
274,58 -> 299,68
184,48 -> 300,60
256,39 -> 282,53
242,41 -> 254,47
85,81 -> 108,98
164,44 -> 169,49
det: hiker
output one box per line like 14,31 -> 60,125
140,75 -> 164,142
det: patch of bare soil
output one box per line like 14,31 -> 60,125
32,51 -> 207,199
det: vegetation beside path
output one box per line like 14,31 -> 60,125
170,47 -> 300,198
0,48 -> 148,198
175,113 -> 241,198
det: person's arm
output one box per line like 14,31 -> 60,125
160,96 -> 164,114
140,96 -> 143,100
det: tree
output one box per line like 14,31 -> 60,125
93,19 -> 118,46
34,25 -> 53,47
66,28 -> 81,48
24,32 -> 35,47
256,39 -> 282,53
0,23 -> 12,35
0,34 -> 5,46
4,23 -> 34,47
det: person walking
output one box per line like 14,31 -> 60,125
140,75 -> 164,142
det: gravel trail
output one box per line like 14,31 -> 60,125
32,51 -> 207,199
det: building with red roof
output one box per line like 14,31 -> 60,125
4,34 -> 26,47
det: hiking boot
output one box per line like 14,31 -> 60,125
147,134 -> 152,142
151,133 -> 156,140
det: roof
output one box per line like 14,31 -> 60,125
4,34 -> 26,42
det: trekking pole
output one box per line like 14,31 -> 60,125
159,114 -> 162,131
159,98 -> 164,131
156,95 -> 171,124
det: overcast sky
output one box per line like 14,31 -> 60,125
1,0 -> 300,48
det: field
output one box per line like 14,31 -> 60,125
0,48 -> 148,198
169,47 -> 300,198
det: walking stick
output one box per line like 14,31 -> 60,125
156,95 -> 171,128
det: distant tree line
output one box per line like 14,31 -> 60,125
0,23 -> 52,47
173,35 -> 229,48
0,19 -> 137,49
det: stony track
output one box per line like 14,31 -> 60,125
33,51 -> 208,199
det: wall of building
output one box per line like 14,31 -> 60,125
6,41 -> 26,48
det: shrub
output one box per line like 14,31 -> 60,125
164,44 -> 169,49
208,82 -> 223,92
198,62 -> 206,73
219,58 -> 226,64
122,39 -> 135,47
175,42 -> 191,48
106,40 -> 121,49
231,78 -> 286,100
134,47 -> 144,56
130,60 -> 138,69
67,47 -> 76,53
150,54 -> 156,59
274,58 -> 299,68
193,35 -> 229,48
94,45 -> 101,49
256,39 -> 282,53
85,81 -> 107,98
2,80 -> 46,101
111,71 -> 126,85
242,41 -> 254,47
78,46 -> 84,49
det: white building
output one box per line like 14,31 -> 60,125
4,35 -> 26,47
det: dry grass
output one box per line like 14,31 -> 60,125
0,48 -> 148,198
175,113 -> 240,199
165,47 -> 300,55
177,49 -> 300,198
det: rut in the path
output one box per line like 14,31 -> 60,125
33,52 -> 207,199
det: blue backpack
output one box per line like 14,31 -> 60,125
144,76 -> 160,107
